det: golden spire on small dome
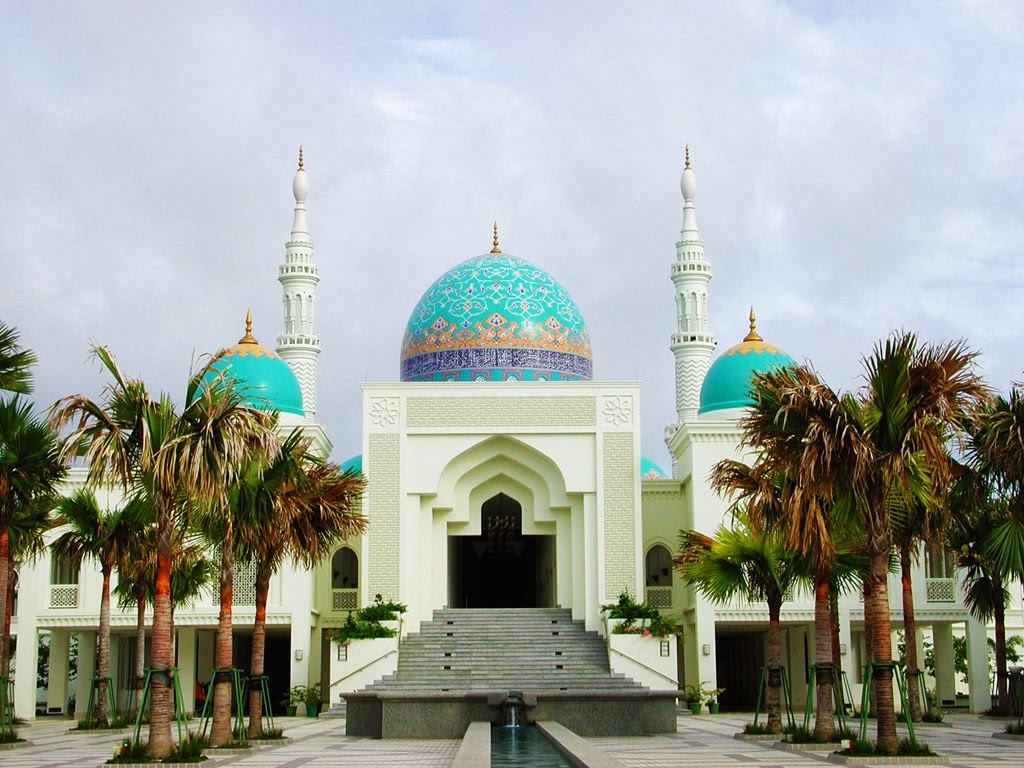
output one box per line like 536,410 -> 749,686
238,309 -> 259,345
685,144 -> 691,170
743,307 -> 763,342
490,221 -> 502,253
298,145 -> 304,171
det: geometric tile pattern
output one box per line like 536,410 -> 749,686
406,396 -> 597,428
603,432 -> 636,600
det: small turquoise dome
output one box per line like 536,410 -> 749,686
204,315 -> 305,417
641,457 -> 669,480
400,237 -> 592,382
699,314 -> 795,415
340,454 -> 362,474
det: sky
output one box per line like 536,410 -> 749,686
2,1 -> 1022,469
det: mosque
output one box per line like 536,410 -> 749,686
12,150 -> 993,721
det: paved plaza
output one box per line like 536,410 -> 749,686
3,712 -> 1022,767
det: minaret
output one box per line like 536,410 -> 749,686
668,146 -> 716,428
276,146 -> 321,423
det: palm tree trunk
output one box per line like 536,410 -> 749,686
210,539 -> 234,747
766,595 -> 784,733
868,547 -> 899,755
830,588 -> 843,714
995,592 -> 1009,713
0,524 -> 9,685
813,576 -> 836,742
147,506 -> 175,759
862,577 -> 876,716
133,588 -> 146,718
94,564 -> 112,728
899,543 -> 922,721
1,559 -> 13,678
246,557 -> 272,738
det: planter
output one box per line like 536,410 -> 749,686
688,702 -> 702,715
708,702 -> 720,714
285,705 -> 297,717
306,703 -> 320,717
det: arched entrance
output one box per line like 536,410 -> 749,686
448,493 -> 555,608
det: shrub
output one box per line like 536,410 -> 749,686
602,590 -> 679,638
330,594 -> 407,643
166,734 -> 208,762
742,722 -> 779,735
106,738 -> 151,764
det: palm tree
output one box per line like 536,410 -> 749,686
52,347 -> 275,758
740,364 -> 865,742
676,508 -> 799,733
230,431 -> 367,737
0,322 -> 37,395
0,397 -> 64,680
742,334 -> 986,754
4,495 -> 55,676
51,490 -> 144,727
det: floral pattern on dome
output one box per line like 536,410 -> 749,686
400,252 -> 593,382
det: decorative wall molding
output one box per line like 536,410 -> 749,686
406,396 -> 596,429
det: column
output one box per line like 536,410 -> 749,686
290,620 -> 310,690
932,623 -> 957,707
175,628 -> 197,715
74,631 -> 97,720
965,614 -> 990,713
12,625 -> 38,719
47,630 -> 71,714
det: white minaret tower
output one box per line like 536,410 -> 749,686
668,146 -> 716,429
276,146 -> 321,423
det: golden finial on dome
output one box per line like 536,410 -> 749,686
490,221 -> 501,253
298,145 -> 304,171
685,144 -> 691,170
743,306 -> 763,342
238,309 -> 259,344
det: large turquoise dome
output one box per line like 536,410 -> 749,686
400,240 -> 592,382
204,315 -> 305,416
699,316 -> 795,415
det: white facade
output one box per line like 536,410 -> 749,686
10,151 -> 1005,720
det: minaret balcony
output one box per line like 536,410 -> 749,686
671,333 -> 715,346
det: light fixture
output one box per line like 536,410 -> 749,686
294,649 -> 304,661
338,645 -> 348,662
702,644 -> 711,656
660,640 -> 670,657
839,644 -> 848,656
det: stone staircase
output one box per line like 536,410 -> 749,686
324,607 -> 642,717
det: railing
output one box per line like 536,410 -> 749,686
49,584 -> 79,609
645,586 -> 672,609
925,578 -> 955,603
332,589 -> 359,612
331,648 -> 399,689
607,646 -> 678,688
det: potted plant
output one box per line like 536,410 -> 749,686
303,683 -> 322,717
682,683 -> 704,715
279,687 -> 303,717
704,686 -> 726,714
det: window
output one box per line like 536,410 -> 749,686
331,547 -> 358,589
645,545 -> 672,587
50,554 -> 79,585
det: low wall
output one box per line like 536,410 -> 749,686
344,689 -> 679,739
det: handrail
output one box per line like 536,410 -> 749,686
607,646 -> 678,688
331,648 -> 398,689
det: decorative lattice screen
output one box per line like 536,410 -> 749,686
645,586 -> 673,609
332,589 -> 358,611
925,578 -> 955,603
232,561 -> 256,607
49,585 -> 79,609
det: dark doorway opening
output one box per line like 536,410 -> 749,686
715,630 -> 765,711
449,493 -> 555,608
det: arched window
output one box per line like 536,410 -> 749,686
645,544 -> 673,609
645,545 -> 672,586
332,547 -> 358,589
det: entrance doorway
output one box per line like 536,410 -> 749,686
448,493 -> 555,608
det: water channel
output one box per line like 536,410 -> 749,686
491,725 -> 574,768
